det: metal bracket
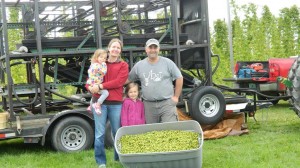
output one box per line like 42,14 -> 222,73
16,115 -> 22,134
76,31 -> 94,50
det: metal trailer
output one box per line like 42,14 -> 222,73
0,0 -> 256,152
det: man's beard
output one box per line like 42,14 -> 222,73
148,53 -> 158,58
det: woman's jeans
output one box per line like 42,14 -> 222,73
92,104 -> 121,165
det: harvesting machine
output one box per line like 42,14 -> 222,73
0,0 -> 273,152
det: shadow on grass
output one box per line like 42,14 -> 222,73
273,104 -> 291,108
0,138 -> 54,156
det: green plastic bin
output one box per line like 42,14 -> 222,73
115,120 -> 203,168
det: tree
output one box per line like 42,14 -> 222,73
8,7 -> 22,51
210,1 -> 300,82
241,3 -> 266,61
231,0 -> 249,61
260,6 -> 274,59
289,5 -> 300,55
211,19 -> 232,81
8,7 -> 27,84
278,7 -> 296,57
213,19 -> 229,56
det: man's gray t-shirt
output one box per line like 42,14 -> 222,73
128,56 -> 182,101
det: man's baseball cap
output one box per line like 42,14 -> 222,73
145,38 -> 160,47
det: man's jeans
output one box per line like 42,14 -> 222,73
92,104 -> 121,165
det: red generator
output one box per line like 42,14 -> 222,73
224,57 -> 296,104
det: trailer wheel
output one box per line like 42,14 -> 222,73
189,86 -> 225,125
287,56 -> 300,116
51,116 -> 94,152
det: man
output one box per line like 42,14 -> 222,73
128,38 -> 183,123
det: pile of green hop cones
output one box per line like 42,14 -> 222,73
118,130 -> 200,154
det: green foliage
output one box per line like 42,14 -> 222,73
261,6 -> 275,59
279,8 -> 295,56
10,62 -> 27,84
8,7 -> 22,51
232,16 -> 248,61
270,19 -> 284,57
7,7 -> 27,84
213,20 -> 229,56
211,19 -> 232,82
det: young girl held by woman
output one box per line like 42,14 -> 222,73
86,49 -> 109,115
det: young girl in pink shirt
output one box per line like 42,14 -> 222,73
121,82 -> 145,126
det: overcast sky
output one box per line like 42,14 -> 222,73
208,0 -> 300,27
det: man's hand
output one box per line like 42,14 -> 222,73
171,96 -> 179,104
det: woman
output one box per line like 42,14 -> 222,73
88,38 -> 128,168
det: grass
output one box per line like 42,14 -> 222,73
0,141 -> 122,168
204,101 -> 300,168
1,101 -> 300,168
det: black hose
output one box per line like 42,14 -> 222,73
211,53 -> 220,76
8,58 -> 89,106
197,52 -> 220,86
11,63 -> 39,105
181,54 -> 220,97
188,70 -> 198,78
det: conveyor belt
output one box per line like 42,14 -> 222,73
22,33 -> 189,50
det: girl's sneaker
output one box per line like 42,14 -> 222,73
86,106 -> 91,113
92,103 -> 101,115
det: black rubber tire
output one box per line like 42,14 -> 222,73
104,121 -> 114,148
287,56 -> 300,116
51,116 -> 94,152
188,86 -> 226,125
